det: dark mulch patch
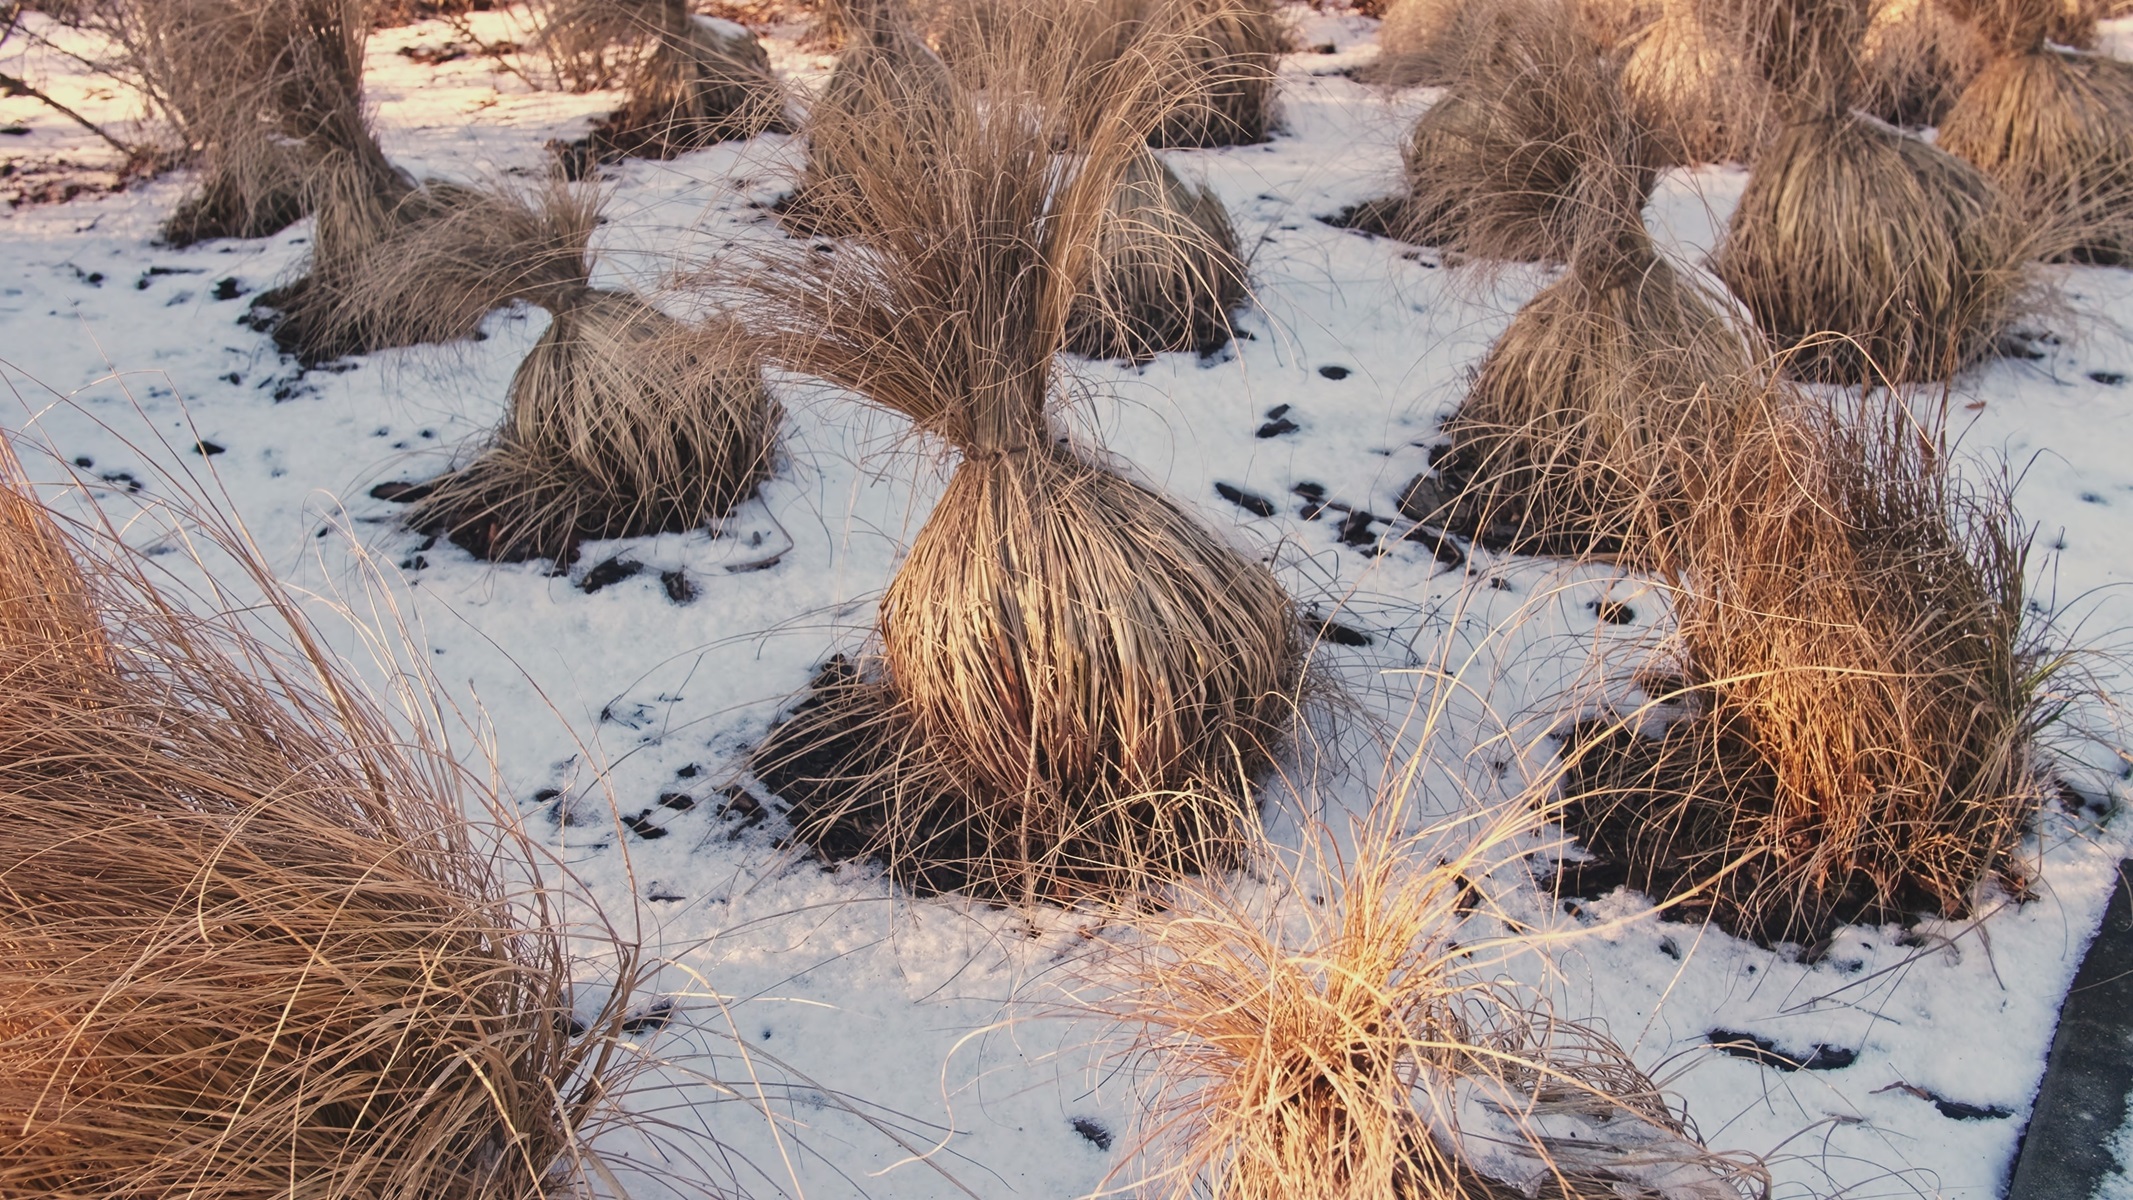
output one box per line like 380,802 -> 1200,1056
1549,715 -> 1954,950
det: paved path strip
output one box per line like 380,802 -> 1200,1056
2010,861 -> 2133,1200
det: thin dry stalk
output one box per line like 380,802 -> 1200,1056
1089,788 -> 1768,1200
402,287 -> 779,564
1064,146 -> 1248,360
736,3 -> 1303,899
1712,113 -> 2026,384
1558,387 -> 2062,946
1713,0 -> 2029,386
260,166 -> 599,366
1938,0 -> 2133,264
100,0 -> 377,245
0,435 -> 650,1199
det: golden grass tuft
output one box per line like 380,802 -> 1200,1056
1090,787 -> 1768,1200
402,288 -> 779,564
1711,108 -> 2027,384
736,2 -> 1303,899
1857,0 -> 1991,126
782,0 -> 955,234
540,0 -> 790,163
1356,0 -> 1655,261
1372,0 -> 1657,86
1064,146 -> 1248,360
1092,0 -> 1287,148
1620,0 -> 1776,165
1398,0 -> 1760,562
1937,1 -> 2133,265
1558,387 -> 2062,945
0,435 -> 648,1198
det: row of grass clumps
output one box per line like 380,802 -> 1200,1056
1365,0 -> 2069,949
0,434 -> 654,1197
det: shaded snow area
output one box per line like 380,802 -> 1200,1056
6,7 -> 2133,1199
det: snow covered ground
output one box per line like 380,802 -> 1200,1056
4,7 -> 2133,1198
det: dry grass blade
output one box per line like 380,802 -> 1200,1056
402,287 -> 779,564
733,1 -> 1303,899
96,0 -> 377,245
1371,0 -> 1658,86
0,433 -> 651,1198
1393,0 -> 1759,564
260,167 -> 599,366
1857,0 -> 1990,126
1064,146 -> 1248,360
1086,784 -> 1768,1200
1557,386 -> 2064,946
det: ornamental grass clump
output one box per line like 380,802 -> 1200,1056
106,0 -> 366,246
1620,0 -> 1776,165
1937,0 -> 2133,264
537,0 -> 788,165
780,0 -> 954,235
1857,0 -> 1990,127
1557,386 -> 2062,946
1090,782 -> 1768,1200
740,4 -> 1303,900
1710,0 -> 2028,383
0,434 -> 649,1198
1063,145 -> 1248,360
1347,0 -> 1647,260
1398,0 -> 1758,560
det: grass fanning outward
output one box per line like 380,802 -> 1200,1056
0,434 -> 651,1199
1087,778 -> 1768,1200
737,1 -> 1303,901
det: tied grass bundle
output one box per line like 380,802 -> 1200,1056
741,3 -> 1303,899
1857,0 -> 1990,127
257,162 -> 597,366
402,286 -> 779,564
780,0 -> 954,235
1712,0 -> 2027,383
1347,0 -> 1655,261
104,0 -> 375,246
539,0 -> 789,165
1620,0 -> 1776,165
1400,0 -> 1757,561
0,435 -> 647,1198
1090,789 -> 1768,1200
1558,388 -> 2061,946
1064,146 -> 1248,360
1938,0 -> 2133,264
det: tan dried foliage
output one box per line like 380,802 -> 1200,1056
1064,146 -> 1248,359
539,0 -> 789,158
405,288 -> 779,563
1711,110 -> 2026,383
1561,387 -> 2061,944
1368,0 -> 1656,260
1857,0 -> 1990,126
0,435 -> 647,1199
1937,0 -> 2133,265
1091,788 -> 1769,1200
1621,0 -> 1776,165
739,3 -> 1301,898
